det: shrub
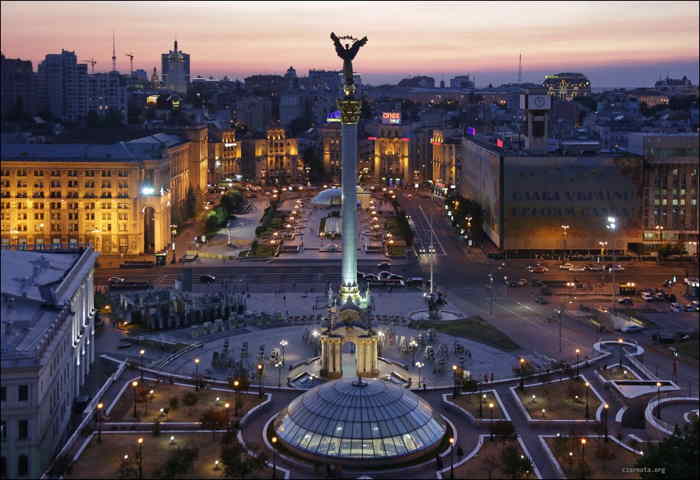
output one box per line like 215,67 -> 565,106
182,391 -> 199,406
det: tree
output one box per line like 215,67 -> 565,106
302,146 -> 325,184
636,419 -> 699,479
156,445 -> 198,478
482,453 -> 501,480
200,407 -> 227,439
501,444 -> 532,479
220,442 -> 266,480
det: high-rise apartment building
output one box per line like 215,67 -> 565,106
87,71 -> 128,123
37,50 -> 88,122
543,72 -> 591,101
1,54 -> 37,120
1,247 -> 98,479
161,40 -> 190,94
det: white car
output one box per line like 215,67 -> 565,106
108,276 -> 125,285
670,302 -> 684,312
559,263 -> 574,270
609,265 -> 625,272
641,292 -> 655,302
569,266 -> 587,272
586,264 -> 605,272
620,324 -> 644,333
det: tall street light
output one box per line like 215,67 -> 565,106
271,436 -> 278,479
95,402 -> 104,443
279,339 -> 288,365
257,363 -> 265,398
584,381 -> 590,419
194,357 -> 200,382
617,338 -> 624,368
656,381 -> 663,419
603,403 -> 609,441
449,437 -> 455,479
139,349 -> 145,380
561,224 -> 570,260
519,358 -> 526,390
575,348 -> 581,377
489,403 -> 495,436
606,217 -> 618,306
415,361 -> 424,389
451,365 -> 459,397
137,437 -> 144,479
276,361 -> 283,387
556,308 -> 563,352
409,339 -> 418,367
131,381 -> 139,419
233,379 -> 241,416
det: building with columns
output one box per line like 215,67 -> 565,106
1,247 -> 98,479
368,124 -> 412,185
430,130 -> 458,190
208,126 -> 241,184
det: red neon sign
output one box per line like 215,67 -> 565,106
367,136 -> 377,141
496,138 -> 504,148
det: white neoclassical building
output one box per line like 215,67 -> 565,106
1,247 -> 98,479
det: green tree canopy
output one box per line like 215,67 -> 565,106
636,419 -> 699,479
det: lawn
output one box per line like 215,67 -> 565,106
545,436 -> 642,479
411,316 -> 520,352
108,381 -> 265,423
452,437 -> 536,479
515,378 -> 601,420
66,432 -> 274,479
599,366 -> 639,381
448,392 -> 506,420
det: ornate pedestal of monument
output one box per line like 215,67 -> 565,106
320,323 -> 379,379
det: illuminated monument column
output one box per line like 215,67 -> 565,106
338,96 -> 362,303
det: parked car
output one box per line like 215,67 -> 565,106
507,281 -> 518,287
377,262 -> 392,270
685,303 -> 700,312
517,278 -> 528,287
364,273 -> 379,282
609,265 -> 625,272
641,292 -> 655,301
670,302 -> 684,312
559,263 -> 574,270
617,297 -> 634,305
586,264 -> 605,272
181,254 -> 198,263
405,277 -> 425,287
534,296 -> 548,304
200,274 -> 216,283
569,265 -> 587,272
108,276 -> 125,285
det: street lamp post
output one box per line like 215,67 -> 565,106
519,358 -> 526,390
488,274 -> 495,317
584,381 -> 590,419
603,403 -> 609,441
575,348 -> 581,377
271,436 -> 278,479
137,437 -> 144,480
194,357 -> 200,387
557,308 -> 563,352
489,403 -> 495,436
280,339 -> 288,365
233,380 -> 241,416
224,402 -> 231,433
410,339 -> 418,367
561,225 -> 570,260
479,392 -> 485,418
276,361 -> 283,387
451,365 -> 459,397
96,402 -> 104,443
139,349 -> 145,380
131,381 -> 139,419
656,381 -> 663,419
580,438 -> 587,464
415,361 -> 424,389
257,363 -> 265,398
617,338 -> 624,368
606,217 -> 618,305
449,437 -> 455,479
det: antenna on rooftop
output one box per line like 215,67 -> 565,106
112,31 -> 117,72
517,52 -> 523,83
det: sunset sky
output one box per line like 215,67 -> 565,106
2,1 -> 698,87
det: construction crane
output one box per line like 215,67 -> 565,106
83,58 -> 97,73
125,53 -> 134,76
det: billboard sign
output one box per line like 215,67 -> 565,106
326,110 -> 341,122
466,127 -> 477,136
381,112 -> 401,125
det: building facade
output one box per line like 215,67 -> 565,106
543,72 -> 591,101
242,128 -> 300,184
368,124 -> 412,185
1,54 -> 37,121
0,142 -> 183,255
430,130 -> 458,189
208,127 -> 241,184
160,40 -> 190,94
320,123 -> 341,182
86,71 -> 128,123
1,247 -> 98,479
627,133 -> 699,255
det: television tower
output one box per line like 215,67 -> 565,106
111,31 -> 117,72
517,52 -> 523,83
125,53 -> 134,76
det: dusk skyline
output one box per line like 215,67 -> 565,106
2,1 -> 698,87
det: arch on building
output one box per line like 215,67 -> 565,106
320,324 -> 379,379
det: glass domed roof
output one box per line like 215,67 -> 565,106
273,378 -> 446,460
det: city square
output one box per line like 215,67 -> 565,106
1,2 -> 699,479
